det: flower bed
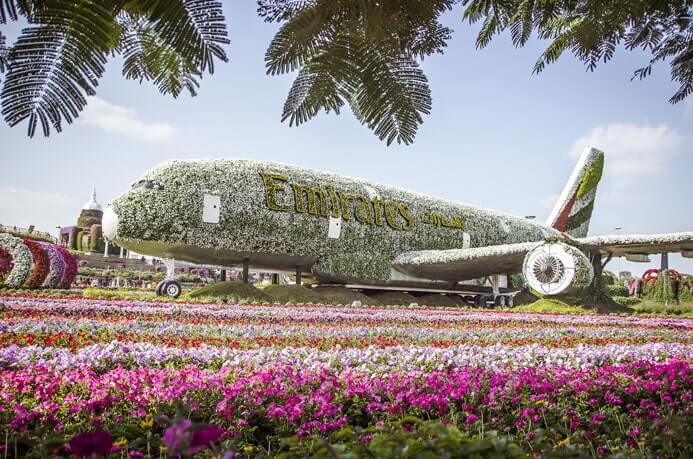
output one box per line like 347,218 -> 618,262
0,234 -> 32,288
0,295 -> 690,457
21,239 -> 49,288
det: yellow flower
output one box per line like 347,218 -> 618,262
242,445 -> 255,453
114,437 -> 128,447
140,413 -> 154,429
555,437 -> 571,449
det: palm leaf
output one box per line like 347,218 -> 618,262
0,31 -> 7,74
1,0 -> 18,23
118,15 -> 201,97
351,42 -> 431,146
134,0 -> 229,74
282,68 -> 344,126
0,0 -> 118,137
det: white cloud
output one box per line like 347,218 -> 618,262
0,187 -> 83,235
568,123 -> 685,182
79,97 -> 174,142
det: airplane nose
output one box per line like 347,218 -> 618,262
102,205 -> 119,241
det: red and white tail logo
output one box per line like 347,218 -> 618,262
546,147 -> 604,238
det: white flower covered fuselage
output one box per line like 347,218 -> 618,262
104,159 -> 559,285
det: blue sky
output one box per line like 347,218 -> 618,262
1,1 -> 692,276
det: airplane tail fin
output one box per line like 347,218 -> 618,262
546,147 -> 604,238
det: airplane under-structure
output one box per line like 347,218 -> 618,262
102,148 -> 693,301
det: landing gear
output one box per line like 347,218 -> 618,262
471,294 -> 513,308
155,280 -> 167,296
163,280 -> 182,299
155,258 -> 181,298
475,294 -> 493,307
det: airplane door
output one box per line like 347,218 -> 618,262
202,193 -> 221,224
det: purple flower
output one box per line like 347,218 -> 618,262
163,420 -> 224,456
162,419 -> 193,454
68,429 -> 113,458
189,425 -> 225,454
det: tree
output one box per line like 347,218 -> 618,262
0,0 -> 229,137
262,0 -> 691,144
2,1 -> 691,144
259,0 -> 455,146
462,0 -> 692,104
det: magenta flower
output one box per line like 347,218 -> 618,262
189,425 -> 225,454
163,420 -> 224,456
68,429 -> 113,458
162,419 -> 193,455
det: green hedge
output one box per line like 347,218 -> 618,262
605,284 -> 628,297
270,418 -> 525,459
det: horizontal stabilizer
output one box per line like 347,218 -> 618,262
392,242 -> 541,282
578,232 -> 693,257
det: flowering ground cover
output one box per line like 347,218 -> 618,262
0,295 -> 691,457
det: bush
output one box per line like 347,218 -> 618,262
605,284 -> 628,297
312,286 -> 378,305
601,271 -> 617,286
262,285 -> 327,304
272,418 -> 525,459
652,269 -> 676,303
612,295 -> 641,306
631,300 -> 693,316
414,293 -> 462,308
185,281 -> 273,303
369,291 -> 419,306
512,299 -> 588,314
82,288 -> 157,301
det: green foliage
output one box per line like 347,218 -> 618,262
415,293 -> 462,308
631,300 -> 693,317
271,418 -> 526,459
601,271 -> 617,286
612,295 -> 641,306
507,273 -> 526,289
462,0 -> 692,104
262,284 -> 327,304
260,0 -> 454,145
78,266 -> 165,281
312,286 -> 379,306
678,275 -> 693,302
605,284 -> 628,297
186,281 -> 273,303
512,299 -> 588,314
368,291 -> 419,306
0,0 -> 229,137
652,269 -> 675,303
82,287 -> 157,301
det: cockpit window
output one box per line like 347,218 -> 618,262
132,180 -> 163,190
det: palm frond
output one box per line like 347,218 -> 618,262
0,31 -> 7,74
266,0 -> 447,145
1,0 -> 18,23
135,0 -> 229,74
282,67 -> 344,126
351,42 -> 431,146
0,0 -> 118,137
257,0 -> 316,23
118,15 -> 201,97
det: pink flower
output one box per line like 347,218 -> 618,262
68,429 -> 113,458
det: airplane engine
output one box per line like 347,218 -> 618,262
522,242 -> 593,296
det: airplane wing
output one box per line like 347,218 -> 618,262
392,242 -> 542,281
577,232 -> 693,257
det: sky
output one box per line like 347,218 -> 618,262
1,1 -> 692,276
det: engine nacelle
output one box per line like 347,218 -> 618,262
522,242 -> 593,296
